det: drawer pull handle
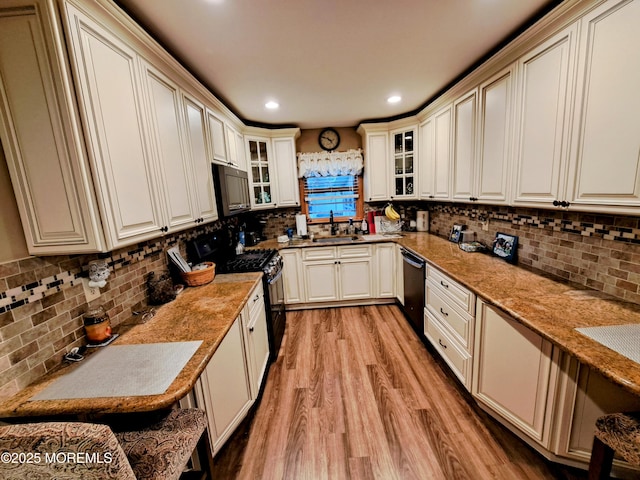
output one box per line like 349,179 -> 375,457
438,339 -> 447,349
440,281 -> 449,288
440,307 -> 448,317
253,294 -> 260,302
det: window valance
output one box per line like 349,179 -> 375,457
297,149 -> 363,178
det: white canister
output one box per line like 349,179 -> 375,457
416,211 -> 429,232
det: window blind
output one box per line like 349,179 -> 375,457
303,175 -> 359,220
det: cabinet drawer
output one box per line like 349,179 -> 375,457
302,247 -> 336,261
248,281 -> 264,318
338,245 -> 372,258
426,266 -> 475,314
425,309 -> 472,389
426,284 -> 473,350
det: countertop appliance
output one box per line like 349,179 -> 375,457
212,163 -> 250,216
401,248 -> 426,332
188,233 -> 285,361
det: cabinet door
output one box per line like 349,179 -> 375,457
568,0 -> 640,210
206,109 -> 227,164
244,297 -> 270,399
396,244 -> 404,305
390,127 -> 417,199
473,300 -> 557,446
0,2 -> 102,254
476,66 -> 513,204
452,89 -> 477,202
418,118 -> 434,199
303,261 -> 339,302
363,131 -> 389,201
247,137 -> 275,209
375,243 -> 396,298
197,316 -> 252,454
281,249 -> 304,304
338,258 -> 373,300
272,137 -> 300,207
141,64 -> 195,229
183,95 -> 218,223
433,106 -> 452,200
512,26 -> 576,207
65,4 -> 163,247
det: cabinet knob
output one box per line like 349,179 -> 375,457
160,226 -> 168,233
553,200 -> 560,207
438,339 -> 447,349
249,327 -> 254,332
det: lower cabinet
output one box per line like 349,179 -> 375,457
302,245 -> 373,303
281,248 -> 304,304
375,243 -> 396,298
193,282 -> 269,456
472,299 -> 559,447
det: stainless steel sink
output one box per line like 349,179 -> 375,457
312,235 -> 360,244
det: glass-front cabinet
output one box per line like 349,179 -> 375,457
391,127 -> 417,198
247,137 -> 276,208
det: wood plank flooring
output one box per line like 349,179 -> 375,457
213,305 -> 588,479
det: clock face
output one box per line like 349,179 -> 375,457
319,128 -> 340,151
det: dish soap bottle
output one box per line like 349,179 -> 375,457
361,217 -> 368,234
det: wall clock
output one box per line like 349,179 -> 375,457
318,127 -> 340,151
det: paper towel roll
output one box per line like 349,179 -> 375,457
296,214 -> 307,236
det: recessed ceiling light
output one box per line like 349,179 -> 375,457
387,95 -> 402,104
265,101 -> 279,110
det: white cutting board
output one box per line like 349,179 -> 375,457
31,341 -> 202,401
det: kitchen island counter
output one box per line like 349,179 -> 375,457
259,232 -> 640,397
0,272 -> 262,418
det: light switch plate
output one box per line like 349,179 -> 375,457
81,277 -> 101,301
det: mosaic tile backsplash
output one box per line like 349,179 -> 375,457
2,201 -> 640,400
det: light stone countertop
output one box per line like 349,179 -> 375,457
0,272 -> 263,418
266,232 -> 640,397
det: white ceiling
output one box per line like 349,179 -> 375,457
116,0 -> 560,129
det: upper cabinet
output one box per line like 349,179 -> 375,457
225,123 -> 246,171
245,128 -> 301,209
567,0 -> 640,213
357,122 -> 418,202
419,105 -> 452,201
452,89 -> 478,202
206,109 -> 228,164
512,25 -> 577,208
0,0 -> 104,254
390,127 -> 417,199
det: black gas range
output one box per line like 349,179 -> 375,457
187,233 -> 285,361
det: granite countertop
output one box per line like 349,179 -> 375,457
266,232 -> 640,397
0,272 -> 263,418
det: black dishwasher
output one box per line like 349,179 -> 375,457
401,248 -> 426,333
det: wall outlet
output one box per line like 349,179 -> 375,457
481,219 -> 489,231
81,277 -> 101,302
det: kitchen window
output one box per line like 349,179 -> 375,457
297,149 -> 364,224
299,174 -> 364,223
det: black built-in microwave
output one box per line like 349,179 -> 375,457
212,164 -> 251,217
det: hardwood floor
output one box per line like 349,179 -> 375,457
213,305 -> 588,479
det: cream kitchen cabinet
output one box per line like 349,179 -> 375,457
302,245 -> 373,303
181,94 -> 218,224
358,126 -> 389,202
225,123 -> 246,171
473,299 -> 559,447
65,2 -> 167,248
245,129 -> 300,210
206,109 -> 228,164
424,266 -> 476,390
566,0 -> 640,214
0,0 -> 104,255
242,281 -> 270,399
271,134 -> 301,208
141,63 -> 196,230
281,248 -> 305,304
511,25 -> 577,208
452,66 -> 513,204
375,243 -> 396,298
419,105 -> 452,201
194,314 -> 253,455
396,243 -> 404,305
390,126 -> 418,199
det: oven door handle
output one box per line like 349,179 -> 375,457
267,268 -> 283,284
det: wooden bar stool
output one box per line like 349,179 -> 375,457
588,412 -> 640,479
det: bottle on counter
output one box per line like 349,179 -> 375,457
361,217 -> 368,234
